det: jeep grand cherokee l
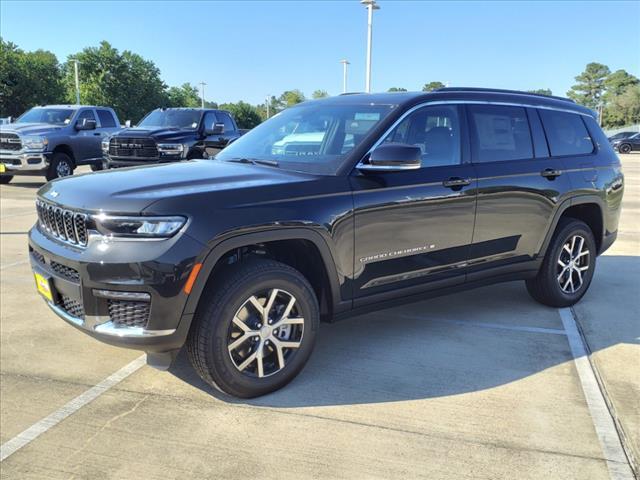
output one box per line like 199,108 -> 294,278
29,88 -> 623,398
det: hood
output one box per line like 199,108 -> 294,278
0,123 -> 64,135
37,160 -> 315,213
112,127 -> 198,142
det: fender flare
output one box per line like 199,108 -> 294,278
537,194 -> 605,258
183,228 -> 344,315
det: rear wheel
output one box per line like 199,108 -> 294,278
619,143 -> 632,154
187,259 -> 319,398
526,218 -> 596,307
0,175 -> 13,184
46,152 -> 74,181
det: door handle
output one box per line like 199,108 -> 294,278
93,132 -> 102,136
443,177 -> 472,189
541,168 -> 562,179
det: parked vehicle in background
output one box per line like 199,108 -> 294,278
607,131 -> 637,142
0,105 -> 121,184
29,88 -> 623,398
610,132 -> 640,154
103,108 -> 244,169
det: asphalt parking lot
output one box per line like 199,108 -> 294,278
1,157 -> 638,479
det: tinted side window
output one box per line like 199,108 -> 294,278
96,109 -> 116,128
202,112 -> 218,131
76,109 -> 96,122
538,110 -> 594,156
219,112 -> 235,132
382,105 -> 461,167
469,105 -> 533,162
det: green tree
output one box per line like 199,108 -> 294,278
312,89 -> 329,99
0,39 -> 64,118
603,84 -> 640,128
422,81 -> 445,92
567,62 -> 610,109
165,83 -> 201,108
388,87 -> 407,92
604,69 -> 639,98
219,101 -> 262,129
278,89 -> 305,109
63,41 -> 167,123
527,88 -> 553,96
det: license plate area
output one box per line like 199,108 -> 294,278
34,271 -> 55,302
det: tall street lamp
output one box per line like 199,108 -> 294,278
199,81 -> 207,108
340,59 -> 350,93
361,0 -> 380,93
72,59 -> 81,105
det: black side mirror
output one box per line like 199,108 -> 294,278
75,118 -> 97,131
358,143 -> 422,172
205,123 -> 225,136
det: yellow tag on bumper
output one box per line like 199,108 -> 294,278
0,164 -> 6,173
34,272 -> 53,302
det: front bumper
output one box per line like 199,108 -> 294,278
28,224 -> 204,352
105,155 -> 182,168
0,151 -> 50,174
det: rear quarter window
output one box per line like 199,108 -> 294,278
538,109 -> 594,157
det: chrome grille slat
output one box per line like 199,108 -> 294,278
36,200 -> 88,247
0,133 -> 21,151
109,137 -> 158,159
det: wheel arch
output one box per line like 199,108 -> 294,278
538,195 -> 605,257
51,144 -> 76,166
183,229 -> 345,321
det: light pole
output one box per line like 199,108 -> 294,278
73,59 -> 80,105
199,82 -> 207,108
266,96 -> 271,119
340,59 -> 350,93
361,0 -> 379,93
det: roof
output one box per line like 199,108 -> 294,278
35,105 -> 112,109
306,88 -> 594,117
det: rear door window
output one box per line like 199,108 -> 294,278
538,110 -> 594,156
218,112 -> 235,133
76,109 -> 96,122
468,105 -> 533,162
96,109 -> 116,128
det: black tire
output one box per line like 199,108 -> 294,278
0,175 -> 13,184
90,162 -> 104,171
526,218 -> 597,307
619,143 -> 632,154
46,152 -> 74,181
187,258 -> 320,398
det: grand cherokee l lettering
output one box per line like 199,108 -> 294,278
29,88 -> 623,398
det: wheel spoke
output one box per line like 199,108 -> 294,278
578,265 -> 589,272
232,315 -> 252,333
275,339 -> 302,349
563,244 -> 572,256
577,249 -> 589,259
275,343 -> 285,370
237,350 -> 258,371
256,351 -> 265,378
558,258 -> 567,268
570,236 -> 577,257
280,295 -> 296,321
228,333 -> 252,352
263,289 -> 279,321
574,268 -> 583,288
563,275 -> 572,293
280,316 -> 304,326
575,237 -> 585,260
247,295 -> 265,317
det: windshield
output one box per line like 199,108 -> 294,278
215,102 -> 397,175
137,110 -> 202,129
17,108 -> 75,125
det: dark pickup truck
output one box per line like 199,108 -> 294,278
103,108 -> 244,168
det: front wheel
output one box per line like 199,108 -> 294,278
46,152 -> 74,181
0,175 -> 13,184
618,143 -> 632,154
526,218 -> 596,307
187,259 -> 320,398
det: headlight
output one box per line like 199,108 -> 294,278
22,135 -> 48,151
101,138 -> 110,153
92,214 -> 187,238
157,143 -> 185,157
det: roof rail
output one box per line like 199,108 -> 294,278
339,92 -> 365,96
434,87 -> 575,103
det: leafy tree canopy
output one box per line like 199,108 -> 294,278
527,88 -> 553,96
165,83 -> 201,108
422,81 -> 445,92
312,89 -> 329,99
388,87 -> 407,92
567,62 -> 610,109
219,101 -> 262,129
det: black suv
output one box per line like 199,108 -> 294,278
103,108 -> 244,168
29,88 -> 623,398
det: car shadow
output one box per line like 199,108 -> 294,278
168,254 -> 639,407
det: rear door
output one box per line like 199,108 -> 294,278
350,104 -> 477,301
73,109 -> 102,161
466,104 -> 572,280
201,111 -> 226,157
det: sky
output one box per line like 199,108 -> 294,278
1,0 -> 639,105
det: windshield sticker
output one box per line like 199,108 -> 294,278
354,113 -> 380,121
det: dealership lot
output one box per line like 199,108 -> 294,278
1,158 -> 638,479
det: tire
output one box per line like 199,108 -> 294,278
46,152 -> 74,181
187,258 -> 320,398
0,176 -> 13,184
618,143 -> 632,154
90,162 -> 104,172
526,218 -> 597,307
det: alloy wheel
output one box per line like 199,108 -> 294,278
56,161 -> 72,177
557,234 -> 590,294
227,288 -> 304,378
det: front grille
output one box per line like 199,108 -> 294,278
31,249 -> 45,265
108,300 -> 150,328
60,295 -> 85,319
0,133 -> 21,151
109,137 -> 158,159
50,261 -> 80,283
36,200 -> 88,247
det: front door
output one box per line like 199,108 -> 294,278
350,104 -> 477,301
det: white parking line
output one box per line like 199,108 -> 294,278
559,308 -> 634,480
397,314 -> 567,335
0,355 -> 146,462
0,259 -> 29,271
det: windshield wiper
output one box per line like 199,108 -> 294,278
225,157 -> 279,168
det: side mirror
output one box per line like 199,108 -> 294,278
357,143 -> 421,172
75,118 -> 97,131
125,120 -> 131,128
205,123 -> 225,136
